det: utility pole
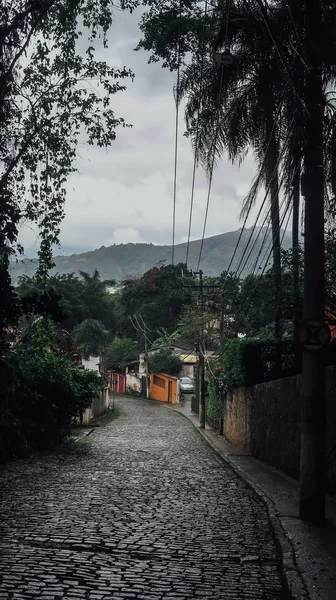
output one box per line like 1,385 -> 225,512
197,270 -> 206,429
300,0 -> 326,522
183,270 -> 220,427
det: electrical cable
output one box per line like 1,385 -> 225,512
236,162 -> 290,278
172,0 -> 182,266
139,314 -> 155,333
222,112 -> 297,284
196,63 -> 225,271
216,197 -> 293,372
244,0 -> 306,112
186,0 -> 209,267
196,0 -> 231,271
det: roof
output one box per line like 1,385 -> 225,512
151,372 -> 179,381
122,359 -> 140,367
179,354 -> 197,364
170,340 -> 194,351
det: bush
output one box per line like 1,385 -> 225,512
0,346 -> 105,461
106,338 -> 138,371
73,318 -> 109,359
220,337 -> 301,389
206,366 -> 228,429
148,348 -> 182,375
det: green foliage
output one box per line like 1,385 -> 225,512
191,365 -> 199,414
16,270 -> 115,331
218,336 -> 301,391
114,264 -> 194,345
73,318 -> 109,359
178,302 -> 218,344
106,338 -> 138,371
221,338 -> 252,390
151,328 -> 180,349
0,0 -> 135,341
0,344 -> 105,460
149,349 -> 182,375
206,365 -> 227,430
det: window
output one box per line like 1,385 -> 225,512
153,375 -> 165,389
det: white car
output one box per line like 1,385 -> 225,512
179,377 -> 194,394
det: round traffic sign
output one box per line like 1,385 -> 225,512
297,318 -> 331,352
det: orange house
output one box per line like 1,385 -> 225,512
149,373 -> 179,404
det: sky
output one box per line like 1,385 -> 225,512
19,5 -> 258,258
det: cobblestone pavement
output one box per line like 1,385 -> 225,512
0,398 -> 291,600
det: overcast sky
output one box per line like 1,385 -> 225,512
19,6 -> 258,257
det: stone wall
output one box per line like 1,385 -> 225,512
223,366 -> 336,492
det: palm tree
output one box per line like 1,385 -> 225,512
178,2 -> 286,337
79,268 -> 115,327
138,0 -> 336,337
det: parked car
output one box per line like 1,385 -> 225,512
179,377 -> 194,394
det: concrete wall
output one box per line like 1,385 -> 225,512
82,356 -> 99,371
222,366 -> 336,492
126,373 -> 142,394
82,388 -> 109,425
81,356 -> 108,424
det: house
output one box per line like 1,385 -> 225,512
149,373 -> 179,404
148,340 -> 198,379
124,353 -> 147,396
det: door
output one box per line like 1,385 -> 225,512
168,380 -> 172,403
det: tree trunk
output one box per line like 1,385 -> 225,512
264,98 -> 281,341
300,0 -> 326,523
292,150 -> 301,334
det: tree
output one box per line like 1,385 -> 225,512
106,338 -> 138,371
16,273 -> 88,329
114,264 -> 194,344
136,0 -> 336,342
178,302 -> 218,346
0,0 -> 136,344
149,349 -> 182,375
73,318 -> 109,360
79,269 -> 115,329
16,270 -> 115,331
137,1 -> 284,338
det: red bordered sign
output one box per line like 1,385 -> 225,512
297,318 -> 331,352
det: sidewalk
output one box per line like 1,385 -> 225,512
170,399 -> 336,600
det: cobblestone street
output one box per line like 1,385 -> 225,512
0,397 -> 291,600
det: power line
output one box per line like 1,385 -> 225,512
186,0 -> 209,267
223,111 -> 298,285
196,0 -> 232,271
196,63 -> 226,271
235,162 -> 290,278
244,0 -> 306,112
172,0 -> 182,266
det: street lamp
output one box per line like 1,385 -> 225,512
213,48 -> 233,66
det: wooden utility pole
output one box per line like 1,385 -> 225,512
183,270 -> 220,427
300,0 -> 326,522
197,270 -> 206,429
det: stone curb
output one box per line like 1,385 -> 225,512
72,428 -> 94,442
166,406 -> 310,600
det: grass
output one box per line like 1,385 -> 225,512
59,434 -> 93,454
90,406 -> 123,428
62,407 -> 123,454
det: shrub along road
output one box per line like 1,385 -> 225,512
0,397 -> 291,600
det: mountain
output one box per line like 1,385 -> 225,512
9,228 -> 292,284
